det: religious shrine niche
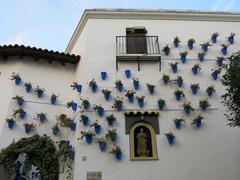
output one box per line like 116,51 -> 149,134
130,122 -> 158,160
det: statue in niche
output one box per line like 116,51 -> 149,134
135,127 -> 152,157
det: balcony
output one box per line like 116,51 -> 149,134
116,36 -> 161,70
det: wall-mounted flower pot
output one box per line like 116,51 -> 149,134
180,55 -> 186,63
188,42 -> 194,49
124,69 -> 131,78
163,79 -> 169,85
166,135 -> 175,145
25,127 -> 31,134
176,79 -> 183,87
91,84 -> 98,92
38,114 -> 46,122
7,121 -> 15,129
116,84 -> 123,92
37,91 -> 43,98
173,41 -> 179,47
191,87 -> 198,94
104,92 -> 111,101
148,88 -> 155,95
127,95 -> 134,103
174,120 -> 182,129
175,93 -> 181,101
211,71 -> 218,80
85,135 -> 93,144
217,59 -> 223,67
71,102 -> 78,111
192,67 -> 200,75
138,100 -> 144,108
194,119 -> 202,128
133,81 -> 139,90
110,134 -> 117,142
70,150 -> 75,160
107,118 -> 115,126
17,99 -> 24,106
202,44 -> 208,52
101,72 -> 107,80
70,122 -> 76,131
170,64 -> 177,73
184,107 -> 191,114
97,108 -> 104,117
51,96 -> 57,104
228,36 -> 234,44
25,85 -> 32,93
198,54 -> 205,62
158,103 -> 165,110
115,151 -> 122,160
94,125 -> 101,134
99,142 -> 106,151
76,84 -> 82,93
221,47 -> 227,55
211,35 -> 217,43
52,128 -> 59,135
82,116 -> 89,126
115,104 -> 122,111
15,77 -> 21,85
20,111 -> 26,119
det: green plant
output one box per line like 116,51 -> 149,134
174,36 -> 181,43
102,89 -> 111,94
206,85 -> 215,93
115,80 -> 123,86
114,98 -> 123,108
188,38 -> 195,44
90,120 -> 99,127
190,83 -> 200,89
193,63 -> 201,69
80,98 -> 90,109
199,99 -> 211,108
146,83 -> 155,90
179,51 -> 188,56
93,104 -> 103,111
57,114 -> 73,128
221,44 -> 229,48
110,145 -> 121,154
70,81 -> 78,90
158,99 -> 166,105
136,96 -> 145,101
169,62 -> 178,67
229,33 -> 235,38
174,89 -> 185,97
52,124 -> 60,135
106,114 -> 116,122
192,115 -> 204,124
13,108 -> 25,117
200,42 -> 211,47
0,135 -> 59,179
95,137 -> 107,148
212,32 -> 219,37
24,82 -> 31,87
132,78 -> 139,84
105,129 -> 117,141
125,90 -> 135,97
10,72 -> 20,80
23,123 -> 36,129
183,102 -> 194,111
162,74 -> 170,82
165,132 -> 175,138
222,52 -> 240,126
34,85 -> 44,93
12,95 -> 23,101
80,130 -> 95,140
88,79 -> 97,87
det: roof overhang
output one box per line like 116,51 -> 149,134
65,8 -> 240,53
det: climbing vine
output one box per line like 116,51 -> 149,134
222,52 -> 240,127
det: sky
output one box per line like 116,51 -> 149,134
0,0 -> 239,52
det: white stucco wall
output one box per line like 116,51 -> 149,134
1,11 -> 240,180
70,17 -> 240,180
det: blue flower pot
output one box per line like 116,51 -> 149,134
38,114 -> 46,122
115,151 -> 122,160
94,125 -> 101,134
107,118 -> 114,126
198,54 -> 205,62
176,79 -> 183,87
148,88 -> 154,95
91,84 -> 98,92
166,135 -> 174,145
188,42 -> 193,49
76,85 -> 82,93
207,90 -> 213,97
180,55 -> 186,63
101,71 -> 107,80
163,79 -> 169,85
202,45 -> 208,52
20,111 -> 26,119
195,119 -> 202,128
70,122 -> 76,131
70,150 -> 75,160
85,135 -> 93,144
51,96 -> 57,104
217,59 -> 223,67
97,108 -> 104,117
99,142 -> 106,151
184,107 -> 191,114
82,117 -> 89,126
211,36 -> 217,43
124,69 -> 131,78
7,121 -> 14,129
211,71 -> 218,80
37,91 -> 43,98
25,85 -> 32,93
116,84 -> 123,92
175,93 -> 181,101
127,95 -> 134,103
228,37 -> 234,44
111,134 -> 117,142
138,100 -> 144,108
171,65 -> 177,73
191,87 -> 198,94
221,47 -> 227,55
15,77 -> 21,85
104,93 -> 110,101
164,49 -> 170,55
200,105 -> 207,111
17,99 -> 24,106
133,82 -> 139,90
158,103 -> 165,110
115,104 -> 122,111
174,120 -> 182,129
192,67 -> 199,75
173,41 -> 179,47
25,127 -> 31,134
71,102 -> 78,111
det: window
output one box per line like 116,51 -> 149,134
86,172 -> 102,180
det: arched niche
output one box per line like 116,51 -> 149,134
130,122 -> 158,161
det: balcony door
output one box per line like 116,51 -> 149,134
126,27 -> 147,54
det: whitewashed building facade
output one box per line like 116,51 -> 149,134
1,9 -> 240,180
